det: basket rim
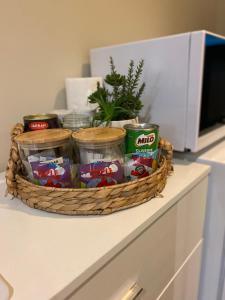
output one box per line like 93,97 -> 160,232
16,156 -> 167,192
6,123 -> 173,216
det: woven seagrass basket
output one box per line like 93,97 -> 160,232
5,123 -> 173,215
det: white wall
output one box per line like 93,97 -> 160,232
216,0 -> 225,35
0,0 -> 219,170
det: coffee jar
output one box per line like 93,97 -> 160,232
23,114 -> 61,132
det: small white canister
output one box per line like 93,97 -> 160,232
65,77 -> 102,117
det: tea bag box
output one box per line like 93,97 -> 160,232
90,30 -> 225,153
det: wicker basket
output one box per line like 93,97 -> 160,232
5,123 -> 173,215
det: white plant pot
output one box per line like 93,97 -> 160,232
110,118 -> 138,128
93,118 -> 138,128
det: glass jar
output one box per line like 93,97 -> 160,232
72,127 -> 125,188
15,129 -> 76,188
62,113 -> 91,132
50,109 -> 73,126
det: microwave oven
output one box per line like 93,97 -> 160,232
90,31 -> 225,152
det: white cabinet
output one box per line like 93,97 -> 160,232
0,161 -> 210,300
66,177 -> 208,300
197,140 -> 225,300
157,242 -> 202,300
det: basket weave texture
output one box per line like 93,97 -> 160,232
5,123 -> 173,215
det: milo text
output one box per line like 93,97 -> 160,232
136,133 -> 155,147
125,127 -> 159,154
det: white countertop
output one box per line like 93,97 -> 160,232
0,160 -> 210,300
198,139 -> 225,164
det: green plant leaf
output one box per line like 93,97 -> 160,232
88,57 -> 146,122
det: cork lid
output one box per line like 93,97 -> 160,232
72,127 -> 126,144
15,129 -> 72,145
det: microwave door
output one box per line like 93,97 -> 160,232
187,31 -> 225,152
200,44 -> 225,131
186,31 -> 205,152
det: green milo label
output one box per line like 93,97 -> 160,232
125,128 -> 159,154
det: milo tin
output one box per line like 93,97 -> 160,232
124,123 -> 159,181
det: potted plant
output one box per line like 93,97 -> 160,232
88,57 -> 145,127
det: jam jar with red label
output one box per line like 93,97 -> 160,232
23,114 -> 61,132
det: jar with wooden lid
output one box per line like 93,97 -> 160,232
72,127 -> 125,188
15,129 -> 76,188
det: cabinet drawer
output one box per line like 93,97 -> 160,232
66,178 -> 207,300
157,241 -> 202,300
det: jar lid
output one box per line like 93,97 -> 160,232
72,127 -> 126,144
15,129 -> 72,145
23,114 -> 58,121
